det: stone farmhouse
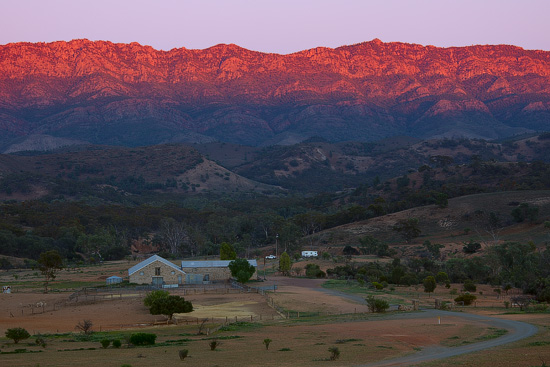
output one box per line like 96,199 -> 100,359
128,255 -> 186,286
128,255 -> 257,287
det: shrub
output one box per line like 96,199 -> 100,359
5,328 -> 31,344
129,333 -> 157,346
463,280 -> 477,292
305,264 -> 325,278
209,340 -> 219,350
366,295 -> 390,313
372,282 -> 384,290
101,339 -> 111,349
328,346 -> 340,360
112,339 -> 122,348
179,349 -> 189,360
454,294 -> 477,306
35,336 -> 46,348
263,338 -> 272,350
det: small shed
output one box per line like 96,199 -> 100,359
106,276 -> 123,285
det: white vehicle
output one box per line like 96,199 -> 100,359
301,251 -> 318,258
265,255 -> 277,259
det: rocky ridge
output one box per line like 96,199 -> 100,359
1,39 -> 549,150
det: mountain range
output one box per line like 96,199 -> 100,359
1,39 -> 550,152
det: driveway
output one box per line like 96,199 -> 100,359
314,288 -> 538,366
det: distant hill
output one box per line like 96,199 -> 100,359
1,39 -> 550,151
1,135 -> 549,201
316,190 -> 550,250
0,144 -> 281,201
196,135 -> 550,192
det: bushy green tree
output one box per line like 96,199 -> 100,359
393,218 -> 421,243
359,235 -> 390,257
423,276 -> 437,297
435,271 -> 449,284
38,250 -> 63,293
228,258 -> 256,283
220,242 -> 237,260
424,241 -> 444,260
149,295 -> 193,320
5,327 -> 30,344
435,192 -> 449,208
454,294 -> 477,306
279,252 -> 291,276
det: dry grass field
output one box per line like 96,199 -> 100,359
1,261 -> 549,367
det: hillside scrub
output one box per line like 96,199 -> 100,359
324,241 -> 550,302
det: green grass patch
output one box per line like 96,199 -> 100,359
475,328 -> 507,341
322,279 -> 366,294
0,349 -> 43,354
202,335 -> 243,340
335,338 -> 362,344
71,331 -> 129,342
218,322 -> 263,332
527,341 -> 550,347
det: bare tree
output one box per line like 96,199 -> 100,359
473,211 -> 503,245
75,319 -> 93,334
160,218 -> 188,255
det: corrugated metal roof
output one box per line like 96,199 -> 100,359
181,259 -> 257,268
106,276 -> 123,280
128,255 -> 185,276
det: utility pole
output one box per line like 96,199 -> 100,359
275,234 -> 279,258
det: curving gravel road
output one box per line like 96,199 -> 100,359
315,288 -> 538,366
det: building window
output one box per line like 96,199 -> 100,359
171,271 -> 175,275
139,271 -> 144,276
155,267 -> 161,276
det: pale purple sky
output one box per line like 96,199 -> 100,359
1,0 -> 549,53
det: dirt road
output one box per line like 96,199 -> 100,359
314,287 -> 538,366
353,309 -> 538,366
